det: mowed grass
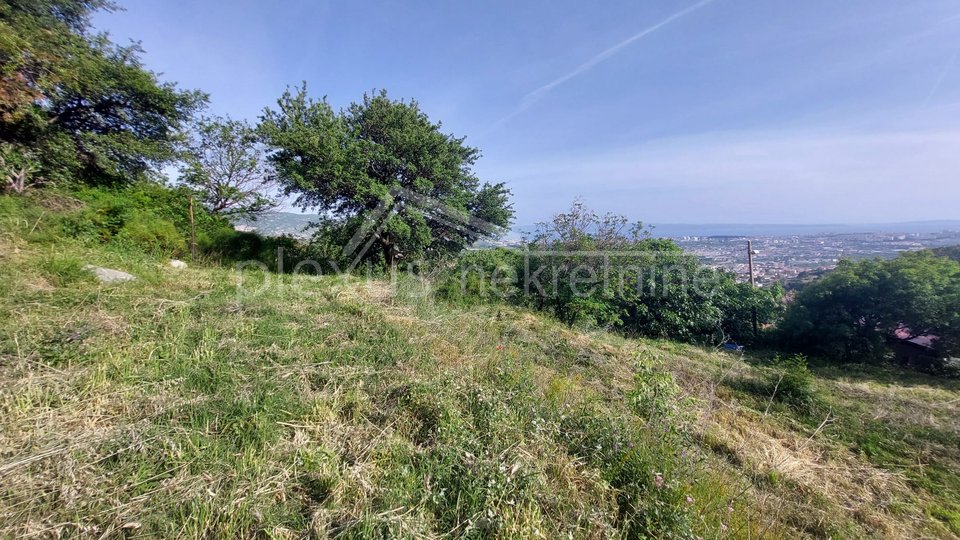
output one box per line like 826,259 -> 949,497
2,197 -> 959,538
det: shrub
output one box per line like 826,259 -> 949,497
767,353 -> 816,408
204,230 -> 314,273
522,201 -> 784,343
50,182 -> 263,259
629,355 -> 687,425
435,248 -> 522,305
779,252 -> 960,366
115,214 -> 187,255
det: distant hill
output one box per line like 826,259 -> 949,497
235,212 -> 317,238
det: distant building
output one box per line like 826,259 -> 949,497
890,328 -> 956,372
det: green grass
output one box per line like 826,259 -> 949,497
2,193 -> 959,538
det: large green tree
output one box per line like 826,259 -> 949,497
780,250 -> 960,365
0,0 -> 204,184
258,86 -> 512,266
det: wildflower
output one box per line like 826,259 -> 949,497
686,495 -> 694,505
653,473 -> 664,489
721,523 -> 728,532
496,344 -> 504,351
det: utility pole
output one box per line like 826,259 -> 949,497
188,195 -> 197,259
748,240 -> 758,337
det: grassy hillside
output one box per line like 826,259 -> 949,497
1,193 -> 959,538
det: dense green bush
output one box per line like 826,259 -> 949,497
3,182 -> 326,273
115,214 -> 186,255
432,202 -> 785,346
520,201 -> 783,344
57,183 -> 228,246
767,354 -> 816,408
435,248 -> 522,305
205,229 -> 314,274
779,251 -> 960,366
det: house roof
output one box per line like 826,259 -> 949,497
893,327 -> 939,349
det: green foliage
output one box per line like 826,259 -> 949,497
178,116 -> 276,217
629,353 -> 689,426
727,353 -> 818,412
522,201 -> 783,343
39,253 -> 93,286
0,0 -> 205,185
38,182 -> 318,269
780,251 -> 960,366
714,279 -> 785,344
205,229 -> 314,273
436,248 -> 522,305
932,245 -> 960,263
115,213 -> 186,255
59,182 -> 232,248
259,86 -> 513,266
0,142 -> 40,193
768,353 -> 816,408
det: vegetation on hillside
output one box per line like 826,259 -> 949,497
780,251 -> 960,368
0,0 -> 204,186
259,87 -> 514,267
439,201 -> 784,346
2,194 -> 960,538
2,1 -> 960,538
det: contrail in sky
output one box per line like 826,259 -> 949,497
486,0 -> 716,133
928,44 -> 960,101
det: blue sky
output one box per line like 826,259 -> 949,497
95,1 -> 960,224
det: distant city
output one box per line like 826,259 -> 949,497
239,213 -> 960,286
672,231 -> 960,287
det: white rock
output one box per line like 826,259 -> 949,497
169,259 -> 188,269
83,265 -> 136,284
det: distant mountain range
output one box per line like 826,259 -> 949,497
239,212 -> 960,240
235,212 -> 317,238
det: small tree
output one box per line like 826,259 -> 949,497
179,117 -> 277,218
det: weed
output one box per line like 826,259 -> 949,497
39,253 -> 94,286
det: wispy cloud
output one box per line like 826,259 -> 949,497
928,44 -> 960,100
486,0 -> 716,132
526,0 -> 716,101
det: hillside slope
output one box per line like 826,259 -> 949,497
1,197 -> 958,539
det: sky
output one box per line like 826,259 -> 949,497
94,1 -> 960,225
